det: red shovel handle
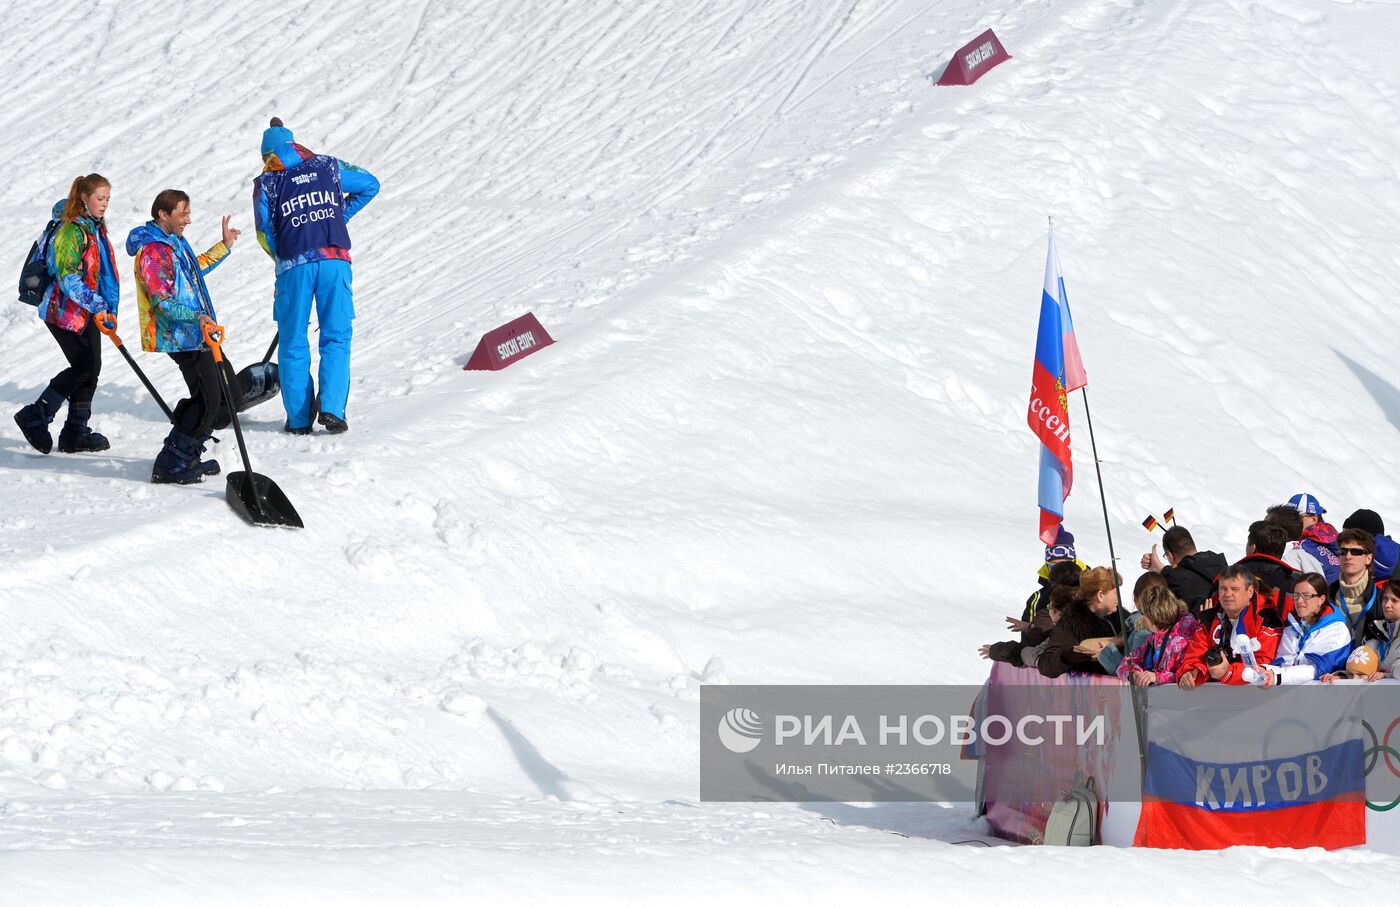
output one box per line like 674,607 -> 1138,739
202,320 -> 227,363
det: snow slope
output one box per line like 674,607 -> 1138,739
4,0 -> 1400,901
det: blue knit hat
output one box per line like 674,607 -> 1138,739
261,116 -> 294,155
1045,527 -> 1076,563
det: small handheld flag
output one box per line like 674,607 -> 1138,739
1142,515 -> 1160,533
1164,508 -> 1176,526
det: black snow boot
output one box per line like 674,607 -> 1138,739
151,429 -> 204,485
317,412 -> 348,434
193,435 -> 221,477
13,386 -> 66,454
56,402 -> 110,453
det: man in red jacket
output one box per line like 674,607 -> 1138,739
1178,565 -> 1287,688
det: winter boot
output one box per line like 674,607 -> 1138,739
56,402 -> 110,453
317,412 -> 348,434
150,429 -> 205,485
193,435 -> 221,477
13,386 -> 66,455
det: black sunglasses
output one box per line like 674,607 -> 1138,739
1338,547 -> 1372,557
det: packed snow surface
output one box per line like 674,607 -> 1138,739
4,0 -> 1400,901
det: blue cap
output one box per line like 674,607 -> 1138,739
261,124 -> 294,155
1287,493 -> 1325,516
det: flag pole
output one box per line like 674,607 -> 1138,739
1078,386 -> 1126,630
1051,214 -> 1145,779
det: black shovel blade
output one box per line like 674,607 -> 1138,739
226,470 -> 303,528
234,361 -> 280,412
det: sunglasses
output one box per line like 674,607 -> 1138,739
1338,547 -> 1372,557
1293,592 -> 1324,601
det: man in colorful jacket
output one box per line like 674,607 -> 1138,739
1178,565 -> 1287,688
252,117 -> 379,434
127,189 -> 240,483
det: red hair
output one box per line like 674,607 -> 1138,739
62,173 -> 111,223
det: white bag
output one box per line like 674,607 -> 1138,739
1042,774 -> 1098,846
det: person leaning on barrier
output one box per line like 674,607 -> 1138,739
1141,525 -> 1227,617
1038,566 -> 1122,679
1116,585 -> 1200,687
1322,581 -> 1400,682
1246,572 -> 1351,686
982,560 -> 1082,667
1095,571 -> 1165,675
1177,565 -> 1285,689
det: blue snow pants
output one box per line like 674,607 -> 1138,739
274,259 -> 354,427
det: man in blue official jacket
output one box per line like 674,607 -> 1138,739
253,117 -> 379,434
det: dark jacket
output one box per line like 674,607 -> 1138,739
1039,599 -> 1122,678
1162,550 -> 1228,616
986,611 -> 1057,667
1019,559 -> 1087,623
1234,553 -> 1297,594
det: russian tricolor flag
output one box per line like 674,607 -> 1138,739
1134,689 -> 1367,850
1027,225 -> 1087,544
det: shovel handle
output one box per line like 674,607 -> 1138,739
94,312 -> 122,346
202,320 -> 227,363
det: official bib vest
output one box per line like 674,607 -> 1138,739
259,155 -> 352,260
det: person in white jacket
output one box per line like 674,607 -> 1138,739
1253,573 -> 1352,685
1266,505 -> 1326,576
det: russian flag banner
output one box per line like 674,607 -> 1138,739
1135,687 -> 1367,850
1027,226 -> 1087,544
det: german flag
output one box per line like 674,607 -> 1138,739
1164,508 -> 1176,526
1142,515 -> 1160,532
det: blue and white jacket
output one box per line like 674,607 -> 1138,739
1269,603 -> 1353,684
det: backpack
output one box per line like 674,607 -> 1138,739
17,217 -> 61,306
1042,774 -> 1098,846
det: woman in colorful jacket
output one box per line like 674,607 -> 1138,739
13,174 -> 119,454
1116,585 -> 1200,686
1250,573 -> 1351,685
126,190 -> 239,484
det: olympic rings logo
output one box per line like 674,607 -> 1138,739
1361,717 -> 1400,811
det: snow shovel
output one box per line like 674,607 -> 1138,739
203,322 -> 303,529
211,332 -> 280,430
236,332 -> 280,410
94,313 -> 220,443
